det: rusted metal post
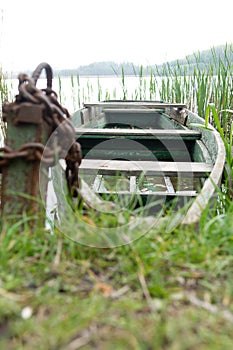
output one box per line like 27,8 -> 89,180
1,63 -> 83,230
0,64 -> 54,228
1,102 -> 51,226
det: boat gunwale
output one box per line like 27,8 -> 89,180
84,101 -> 187,109
182,109 -> 226,225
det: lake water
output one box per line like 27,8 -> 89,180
5,75 -> 161,114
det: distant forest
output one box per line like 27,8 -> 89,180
53,44 -> 233,77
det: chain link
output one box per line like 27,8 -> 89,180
1,62 -> 82,198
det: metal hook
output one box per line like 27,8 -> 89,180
31,62 -> 53,89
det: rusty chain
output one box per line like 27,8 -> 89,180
1,62 -> 82,198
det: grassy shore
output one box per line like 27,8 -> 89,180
1,200 -> 233,349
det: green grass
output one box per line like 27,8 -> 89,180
1,200 -> 233,349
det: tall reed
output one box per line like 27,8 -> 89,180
0,68 -> 9,141
0,67 -> 9,107
152,43 -> 233,120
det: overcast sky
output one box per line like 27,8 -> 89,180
1,0 -> 232,72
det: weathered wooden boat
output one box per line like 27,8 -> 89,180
70,101 -> 225,227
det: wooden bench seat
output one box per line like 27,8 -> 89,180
75,128 -> 201,141
103,108 -> 164,114
79,159 -> 213,177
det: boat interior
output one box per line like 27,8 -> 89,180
71,102 -> 214,213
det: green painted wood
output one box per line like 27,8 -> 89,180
76,127 -> 199,162
80,150 -> 194,162
77,135 -> 196,162
103,110 -> 184,129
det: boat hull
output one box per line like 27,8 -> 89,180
69,101 -> 225,226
